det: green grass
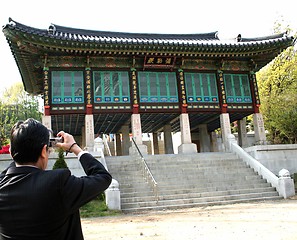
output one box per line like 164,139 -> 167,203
80,195 -> 121,218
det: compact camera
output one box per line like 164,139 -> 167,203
49,137 -> 63,148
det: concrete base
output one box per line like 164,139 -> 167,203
105,179 -> 121,210
278,177 -> 295,199
178,143 -> 197,154
129,144 -> 148,156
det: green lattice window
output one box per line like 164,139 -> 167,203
52,71 -> 84,104
138,72 -> 178,102
93,71 -> 130,103
184,73 -> 218,102
223,74 -> 252,103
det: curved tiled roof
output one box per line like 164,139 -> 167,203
3,18 -> 295,52
2,18 -> 296,94
3,18 -> 221,49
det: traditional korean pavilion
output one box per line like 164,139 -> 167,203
2,18 -> 295,155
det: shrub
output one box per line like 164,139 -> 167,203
0,144 -> 10,154
52,148 -> 68,169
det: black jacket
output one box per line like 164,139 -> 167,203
0,153 -> 112,240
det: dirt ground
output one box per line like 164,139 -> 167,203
82,198 -> 297,240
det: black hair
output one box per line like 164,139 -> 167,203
10,118 -> 50,164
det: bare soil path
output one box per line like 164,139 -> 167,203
82,198 -> 297,240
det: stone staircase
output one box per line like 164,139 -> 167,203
105,152 -> 282,213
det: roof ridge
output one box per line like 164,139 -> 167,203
52,24 -> 219,40
239,32 -> 289,42
6,18 -> 219,40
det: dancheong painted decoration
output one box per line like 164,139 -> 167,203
2,18 -> 295,144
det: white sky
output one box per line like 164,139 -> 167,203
0,0 -> 296,96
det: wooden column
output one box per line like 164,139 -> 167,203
217,70 -> 228,113
131,68 -> 139,114
250,72 -> 261,113
178,69 -> 187,113
85,67 -> 93,114
163,125 -> 174,154
115,134 -> 122,156
121,125 -> 130,156
152,132 -> 159,155
198,124 -> 211,152
43,66 -> 50,116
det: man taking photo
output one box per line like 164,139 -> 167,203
0,118 -> 112,240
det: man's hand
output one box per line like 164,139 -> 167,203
56,131 -> 83,156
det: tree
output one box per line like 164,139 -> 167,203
0,83 -> 42,147
52,148 -> 68,170
257,31 -> 297,143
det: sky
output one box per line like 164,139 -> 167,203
0,0 -> 296,96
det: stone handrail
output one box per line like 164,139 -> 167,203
227,134 -> 295,198
102,134 -> 112,156
131,138 -> 159,201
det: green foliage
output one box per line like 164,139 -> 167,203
80,195 -> 120,218
256,19 -> 297,144
257,43 -> 297,144
52,148 -> 68,170
230,115 -> 253,135
246,115 -> 253,132
0,83 -> 42,147
230,121 -> 238,133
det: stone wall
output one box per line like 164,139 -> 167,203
245,144 -> 297,176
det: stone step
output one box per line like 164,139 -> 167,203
121,187 -> 278,203
122,195 -> 283,213
107,157 -> 242,166
121,182 -> 273,198
108,166 -> 252,177
120,182 -> 271,198
150,169 -> 258,180
159,181 -> 271,192
106,153 -> 240,165
109,162 -> 252,174
118,178 -> 270,196
156,176 -> 265,186
105,152 -> 281,212
146,156 -> 242,163
110,169 -> 258,184
118,179 -> 266,192
144,152 -> 239,160
121,191 -> 280,209
109,162 -> 249,171
109,170 -> 254,181
148,165 -> 249,172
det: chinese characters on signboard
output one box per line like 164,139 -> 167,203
144,56 -> 175,69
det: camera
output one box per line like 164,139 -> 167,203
49,137 -> 63,148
